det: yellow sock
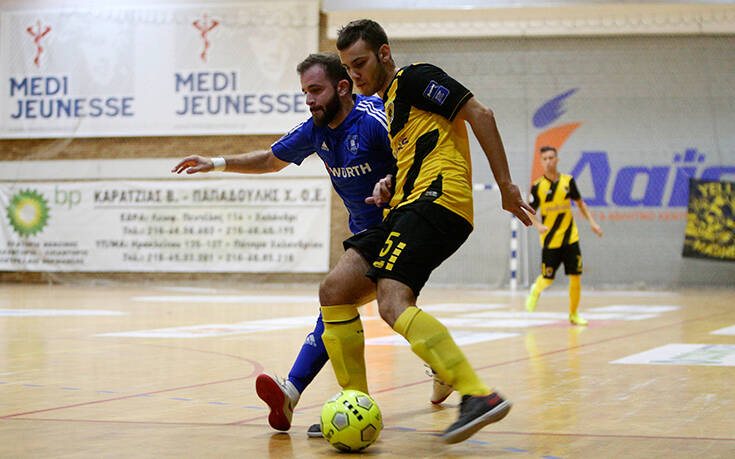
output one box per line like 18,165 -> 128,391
535,275 -> 554,294
569,275 -> 581,316
393,306 -> 490,397
321,304 -> 368,394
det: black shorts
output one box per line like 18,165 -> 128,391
541,242 -> 582,279
344,201 -> 472,297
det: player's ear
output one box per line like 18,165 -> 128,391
337,79 -> 351,96
378,44 -> 391,64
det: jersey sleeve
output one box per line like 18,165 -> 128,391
270,119 -> 315,166
568,177 -> 582,201
399,64 -> 473,121
529,182 -> 540,210
369,114 -> 392,158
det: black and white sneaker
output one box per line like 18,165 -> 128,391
306,423 -> 323,438
441,392 -> 511,444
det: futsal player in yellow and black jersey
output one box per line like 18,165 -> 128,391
525,146 -> 603,325
333,19 -> 536,444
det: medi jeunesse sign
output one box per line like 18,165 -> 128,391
0,2 -> 318,138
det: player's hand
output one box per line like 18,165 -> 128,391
171,155 -> 213,174
499,183 -> 534,226
365,174 -> 393,207
537,224 -> 549,235
591,222 -> 603,237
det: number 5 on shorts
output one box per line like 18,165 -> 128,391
378,231 -> 405,271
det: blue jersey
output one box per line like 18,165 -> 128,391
271,94 -> 395,234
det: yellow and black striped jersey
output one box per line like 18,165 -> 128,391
530,174 -> 582,249
383,63 -> 474,225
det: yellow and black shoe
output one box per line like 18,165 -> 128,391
441,393 -> 512,444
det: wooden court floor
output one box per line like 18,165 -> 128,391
1,283 -> 733,458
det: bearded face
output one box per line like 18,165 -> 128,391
311,88 -> 341,127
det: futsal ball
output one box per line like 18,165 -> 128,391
320,390 -> 382,452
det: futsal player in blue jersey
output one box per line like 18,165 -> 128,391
172,52 -> 396,436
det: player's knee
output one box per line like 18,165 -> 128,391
319,275 -> 349,305
377,302 -> 405,327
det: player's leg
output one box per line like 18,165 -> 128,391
369,204 -> 510,443
564,242 -> 587,325
257,247 -> 376,433
319,247 -> 377,395
526,248 -> 559,312
255,312 -> 328,431
378,279 -> 509,443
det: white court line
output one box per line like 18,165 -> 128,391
711,325 -> 735,336
132,295 -> 319,303
419,303 -> 507,312
460,311 -> 661,321
611,344 -> 735,366
0,309 -> 127,317
367,330 -> 519,346
154,286 -> 222,294
438,317 -> 558,328
589,305 -> 680,313
96,316 -> 319,338
467,290 -> 680,297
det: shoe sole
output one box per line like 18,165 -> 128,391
306,424 -> 323,438
255,374 -> 291,431
441,400 -> 512,444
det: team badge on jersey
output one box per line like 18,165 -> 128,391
423,80 -> 449,105
385,101 -> 394,126
346,134 -> 359,154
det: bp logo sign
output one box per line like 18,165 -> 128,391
6,189 -> 50,237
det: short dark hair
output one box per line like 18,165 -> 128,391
336,19 -> 389,54
540,146 -> 558,155
297,52 -> 353,92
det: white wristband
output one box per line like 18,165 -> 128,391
211,157 -> 226,172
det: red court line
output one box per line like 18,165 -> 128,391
4,418 -> 734,443
1,352 -> 264,420
486,430 -> 735,442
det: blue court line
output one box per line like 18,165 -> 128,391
467,439 -> 492,445
60,387 -> 80,390
389,426 -> 417,431
243,405 -> 266,410
170,397 -> 192,401
97,390 -> 118,394
134,394 -> 153,397
208,401 -> 229,405
23,384 -> 43,387
504,447 -> 528,452
542,456 -> 564,459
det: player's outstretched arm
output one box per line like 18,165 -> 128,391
458,97 -> 534,226
365,174 -> 394,207
171,149 -> 290,175
574,198 -> 602,237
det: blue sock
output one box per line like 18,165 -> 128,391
288,312 -> 329,394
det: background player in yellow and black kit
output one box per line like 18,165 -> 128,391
525,146 -> 603,325
332,19 -> 535,444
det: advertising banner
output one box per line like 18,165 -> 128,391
0,1 -> 318,138
0,178 -> 331,272
682,179 -> 735,262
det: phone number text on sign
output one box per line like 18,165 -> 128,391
0,179 -> 331,273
